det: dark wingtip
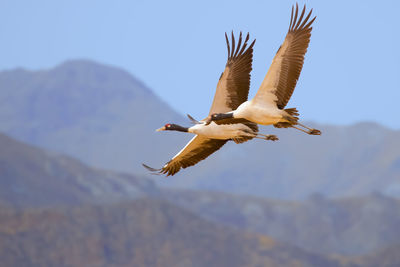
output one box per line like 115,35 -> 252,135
187,114 -> 200,124
289,3 -> 316,32
249,38 -> 256,49
225,32 -> 231,60
142,163 -> 161,173
230,31 -> 236,58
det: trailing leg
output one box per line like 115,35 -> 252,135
257,133 -> 279,141
275,107 -> 321,135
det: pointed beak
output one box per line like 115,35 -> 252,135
155,126 -> 166,132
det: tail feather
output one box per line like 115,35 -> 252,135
232,137 -> 251,144
285,108 -> 299,120
274,108 -> 299,128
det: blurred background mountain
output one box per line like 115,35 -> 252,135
0,60 -> 400,266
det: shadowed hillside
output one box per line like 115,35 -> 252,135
164,190 -> 400,255
354,244 -> 400,267
1,132 -> 400,265
1,132 -> 400,259
0,199 -> 349,267
0,132 -> 157,207
0,134 -> 348,266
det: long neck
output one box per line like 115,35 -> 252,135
171,124 -> 189,132
219,112 -> 234,120
232,101 -> 252,119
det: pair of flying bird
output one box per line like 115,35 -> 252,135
143,4 -> 320,176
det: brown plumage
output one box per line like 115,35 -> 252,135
143,137 -> 227,176
275,4 -> 315,109
210,32 -> 258,139
254,3 -> 316,109
209,32 -> 256,114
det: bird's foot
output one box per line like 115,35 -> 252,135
265,135 -> 279,141
308,129 -> 321,135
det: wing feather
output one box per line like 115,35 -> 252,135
253,4 -> 316,109
208,32 -> 256,115
143,136 -> 227,176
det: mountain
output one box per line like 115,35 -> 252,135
355,244 -> 400,267
0,132 -> 157,207
1,60 -> 399,199
1,131 -> 399,265
0,134 -> 348,267
0,60 -> 190,174
0,199 -> 351,267
163,190 -> 400,255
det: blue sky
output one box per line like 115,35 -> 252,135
1,0 -> 399,128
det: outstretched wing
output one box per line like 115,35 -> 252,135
208,32 -> 256,115
143,136 -> 227,176
253,4 -> 316,109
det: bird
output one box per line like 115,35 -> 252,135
143,32 -> 278,176
207,4 -> 321,136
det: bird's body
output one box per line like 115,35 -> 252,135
189,121 -> 257,141
156,120 -> 262,143
209,4 -> 321,136
233,100 -> 284,125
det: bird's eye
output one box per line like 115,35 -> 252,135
213,114 -> 217,118
165,124 -> 171,128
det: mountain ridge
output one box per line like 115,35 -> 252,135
0,132 -> 353,267
0,198 -> 350,267
0,132 -> 157,208
1,131 -> 399,258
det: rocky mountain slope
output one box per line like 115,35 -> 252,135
0,199 -> 347,267
0,132 -> 157,207
1,132 -> 400,265
0,134 -> 347,267
164,189 -> 400,255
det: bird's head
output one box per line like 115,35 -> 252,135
156,123 -> 188,132
211,113 -> 220,121
209,113 -> 233,121
156,123 -> 173,131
